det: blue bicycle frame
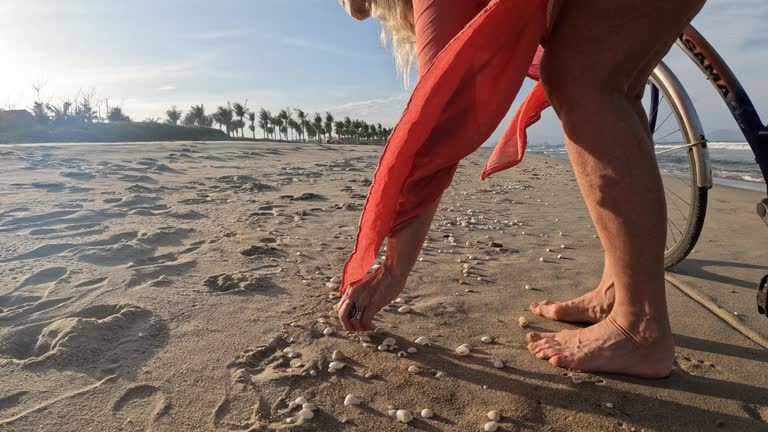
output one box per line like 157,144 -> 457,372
676,25 -> 768,195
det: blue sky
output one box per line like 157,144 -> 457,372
0,0 -> 766,143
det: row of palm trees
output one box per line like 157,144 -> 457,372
166,103 -> 392,144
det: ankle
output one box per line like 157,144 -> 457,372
606,309 -> 672,346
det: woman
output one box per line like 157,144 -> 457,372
336,0 -> 706,378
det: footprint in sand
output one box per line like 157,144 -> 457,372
0,304 -> 166,373
203,271 -> 282,293
112,384 -> 170,430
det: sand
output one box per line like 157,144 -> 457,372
0,141 -> 766,431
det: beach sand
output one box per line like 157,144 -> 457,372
0,141 -> 766,431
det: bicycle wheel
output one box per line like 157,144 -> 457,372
646,66 -> 709,268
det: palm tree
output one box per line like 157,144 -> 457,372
232,102 -> 248,137
324,112 -> 334,143
106,106 -> 130,122
334,120 -> 345,142
295,109 -> 308,142
306,123 -> 317,142
258,108 -> 271,138
313,113 -> 324,143
288,118 -> 302,142
247,112 -> 256,139
231,119 -> 246,137
215,105 -> 234,135
165,106 -> 183,125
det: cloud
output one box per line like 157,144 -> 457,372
320,93 -> 409,124
281,36 -> 381,59
182,30 -> 248,41
155,85 -> 177,91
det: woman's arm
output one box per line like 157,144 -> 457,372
339,0 -> 371,21
383,197 -> 441,280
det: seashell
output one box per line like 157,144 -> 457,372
323,327 -> 334,336
290,359 -> 303,368
329,361 -> 344,370
518,317 -> 529,328
477,277 -> 487,282
407,365 -> 421,374
396,409 -> 413,423
456,344 -> 471,356
407,347 -> 418,354
383,337 -> 397,346
378,344 -> 388,351
388,409 -> 398,417
605,402 -> 614,409
560,244 -> 566,249
328,367 -> 338,373
283,347 -> 297,354
309,369 -> 317,376
487,410 -> 501,421
546,248 -> 552,252
288,352 -> 299,358
362,342 -> 376,349
539,257 -> 545,262
298,408 -> 314,420
343,394 -> 361,406
398,351 -> 407,358
421,408 -> 434,418
480,336 -> 494,344
524,284 -> 532,290
397,305 -> 412,313
330,276 -> 340,283
288,401 -> 299,410
557,254 -> 563,259
493,360 -> 504,369
303,403 -> 317,411
415,336 -> 431,346
359,335 -> 372,343
373,327 -> 385,334
332,350 -> 345,361
435,371 -> 446,378
559,231 -> 564,236
365,372 -> 376,379
484,421 -> 499,432
395,297 -> 405,303
521,231 -> 526,235
571,376 -> 584,384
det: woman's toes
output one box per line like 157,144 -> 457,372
530,300 -> 553,316
549,354 -> 570,368
527,332 -> 544,343
535,348 -> 559,360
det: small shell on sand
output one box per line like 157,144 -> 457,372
295,396 -> 308,405
298,408 -> 314,419
421,408 -> 434,418
546,248 -> 552,252
303,403 -> 317,411
332,350 -> 345,361
397,305 -> 412,313
329,361 -> 344,370
415,336 -> 431,346
344,394 -> 361,406
359,335 -> 372,343
289,359 -> 303,368
374,327 -> 385,334
377,344 -> 388,351
395,298 -> 405,303
480,336 -> 493,344
484,421 -> 499,431
605,402 -> 614,409
456,344 -> 471,356
397,351 -> 407,358
518,317 -> 529,328
287,352 -> 299,359
388,408 -> 398,417
493,360 -> 504,369
323,327 -> 334,336
539,257 -> 545,262
487,410 -> 501,421
309,370 -> 317,377
365,372 -> 376,379
383,337 -> 396,346
557,254 -> 563,259
407,347 -> 418,354
560,244 -> 566,249
396,409 -> 413,423
407,365 -> 421,374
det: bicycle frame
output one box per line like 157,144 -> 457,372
676,25 -> 768,195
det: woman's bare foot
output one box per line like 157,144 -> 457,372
526,313 -> 674,378
530,281 -> 615,323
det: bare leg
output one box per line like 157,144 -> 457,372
526,0 -> 705,378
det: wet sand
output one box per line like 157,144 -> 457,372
0,141 -> 766,431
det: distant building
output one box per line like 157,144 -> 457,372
0,109 -> 35,131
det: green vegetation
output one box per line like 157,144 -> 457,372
0,87 -> 393,144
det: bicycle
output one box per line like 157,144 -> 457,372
645,24 -> 768,316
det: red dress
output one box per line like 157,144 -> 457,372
342,0 -> 552,292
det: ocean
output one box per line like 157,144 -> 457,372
525,141 -> 766,192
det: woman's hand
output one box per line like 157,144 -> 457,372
335,265 -> 406,332
339,0 -> 371,21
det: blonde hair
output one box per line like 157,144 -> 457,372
370,0 -> 417,88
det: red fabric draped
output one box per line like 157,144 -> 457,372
341,0 -> 551,292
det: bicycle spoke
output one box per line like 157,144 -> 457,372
654,127 -> 682,143
652,110 -> 675,139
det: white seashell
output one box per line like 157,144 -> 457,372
571,376 -> 584,384
332,350 -> 345,361
378,344 -> 388,351
415,336 -> 431,346
484,421 -> 499,432
539,257 -> 544,262
395,297 -> 405,303
362,342 -> 376,349
323,327 -> 334,336
407,347 -> 418,354
605,402 -> 614,409
524,284 -> 532,290
480,336 -> 493,344
397,351 -> 407,358
421,408 -> 434,418
288,401 -> 299,410
298,408 -> 314,420
407,365 -> 421,373
546,248 -> 552,252
365,372 -> 376,379
560,244 -> 566,249
330,276 -> 340,283
388,409 -> 398,417
328,367 -> 338,373
383,337 -> 397,346
397,305 -> 412,313
283,347 -> 297,354
309,370 -> 317,377
559,231 -> 564,236
493,360 -> 504,369
518,317 -> 529,328
329,361 -> 344,370
303,403 -> 317,411
557,254 -> 563,259
343,394 -> 361,406
290,359 -> 303,368
288,352 -> 299,358
359,335 -> 372,343
521,231 -> 526,235
487,410 -> 501,421
456,344 -> 471,356
396,409 -> 413,423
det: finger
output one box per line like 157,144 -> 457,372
360,305 -> 377,331
346,300 -> 366,333
337,297 -> 354,332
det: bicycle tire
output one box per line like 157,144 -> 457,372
647,66 -> 709,268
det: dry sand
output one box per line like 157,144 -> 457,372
0,141 -> 766,431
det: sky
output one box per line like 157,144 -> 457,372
0,0 -> 766,144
